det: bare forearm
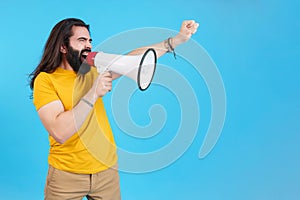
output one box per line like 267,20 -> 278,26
39,73 -> 112,144
127,41 -> 167,58
45,90 -> 97,144
127,34 -> 184,58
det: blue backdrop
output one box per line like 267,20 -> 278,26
0,0 -> 299,199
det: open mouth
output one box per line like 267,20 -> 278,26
80,51 -> 90,61
81,50 -> 91,60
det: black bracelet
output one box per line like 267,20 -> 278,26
81,98 -> 93,108
165,37 -> 176,59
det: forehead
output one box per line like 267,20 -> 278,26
70,26 -> 90,38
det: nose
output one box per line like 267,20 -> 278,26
86,40 -> 92,50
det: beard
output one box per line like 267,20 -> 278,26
66,45 -> 91,73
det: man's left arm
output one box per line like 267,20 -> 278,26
111,20 -> 199,80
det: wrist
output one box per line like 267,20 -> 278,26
172,34 -> 188,47
84,90 -> 98,105
164,37 -> 177,59
81,98 -> 94,108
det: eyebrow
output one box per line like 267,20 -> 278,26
78,37 -> 93,42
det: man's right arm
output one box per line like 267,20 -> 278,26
37,71 -> 112,144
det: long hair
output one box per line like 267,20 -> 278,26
28,18 -> 90,90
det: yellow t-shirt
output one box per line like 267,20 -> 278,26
33,67 -> 117,174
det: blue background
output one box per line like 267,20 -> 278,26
0,0 -> 299,199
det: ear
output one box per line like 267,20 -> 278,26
60,45 -> 67,54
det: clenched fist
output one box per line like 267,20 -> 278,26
173,20 -> 199,46
93,71 -> 112,98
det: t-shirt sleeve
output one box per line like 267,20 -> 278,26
33,73 -> 60,110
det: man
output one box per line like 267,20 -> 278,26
29,18 -> 198,200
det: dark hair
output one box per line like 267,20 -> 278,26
28,18 -> 90,90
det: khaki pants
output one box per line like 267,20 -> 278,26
44,165 -> 121,200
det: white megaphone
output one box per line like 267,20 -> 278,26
85,48 -> 157,91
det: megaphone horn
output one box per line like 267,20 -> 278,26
86,48 -> 157,91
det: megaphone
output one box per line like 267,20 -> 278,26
85,48 -> 157,91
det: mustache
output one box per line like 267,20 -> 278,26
80,49 -> 91,58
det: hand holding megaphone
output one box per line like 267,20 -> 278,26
85,48 -> 157,91
94,71 -> 112,96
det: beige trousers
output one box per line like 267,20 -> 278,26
44,165 -> 121,200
